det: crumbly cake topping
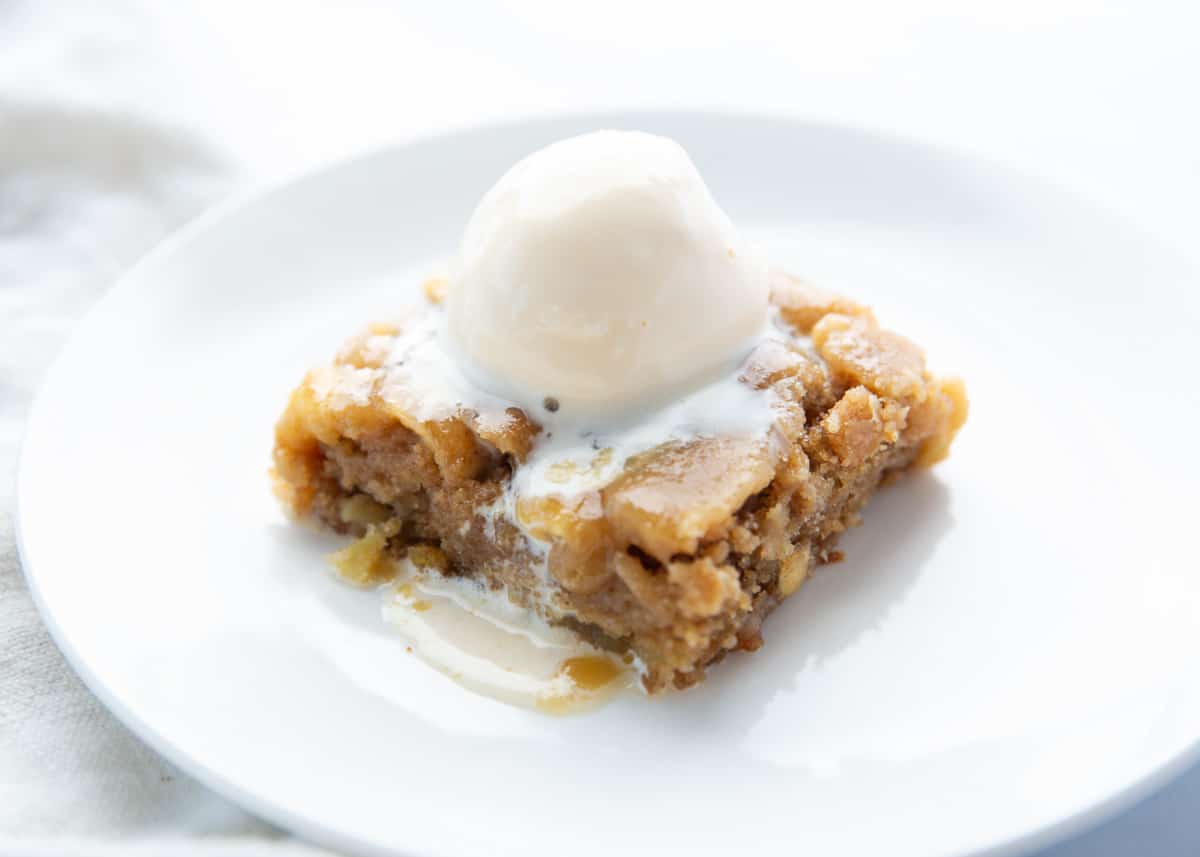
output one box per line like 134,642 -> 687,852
323,284 -> 796,540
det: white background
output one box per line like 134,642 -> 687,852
1,1 -> 1197,855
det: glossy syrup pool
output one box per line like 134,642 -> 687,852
380,561 -> 637,715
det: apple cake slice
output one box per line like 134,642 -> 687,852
272,273 -> 966,692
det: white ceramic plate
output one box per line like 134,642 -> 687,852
18,113 -> 1200,857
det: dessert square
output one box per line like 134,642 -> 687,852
272,271 -> 967,692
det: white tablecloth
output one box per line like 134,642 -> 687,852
3,1 -> 1198,854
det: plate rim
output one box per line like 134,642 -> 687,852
16,108 -> 1200,857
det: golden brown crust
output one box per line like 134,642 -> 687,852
271,274 -> 968,691
770,270 -> 875,333
812,313 -> 928,402
602,437 -> 776,562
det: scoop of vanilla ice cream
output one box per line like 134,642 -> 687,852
445,130 -> 769,417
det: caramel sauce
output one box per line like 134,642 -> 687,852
535,655 -> 628,715
558,655 -> 624,690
